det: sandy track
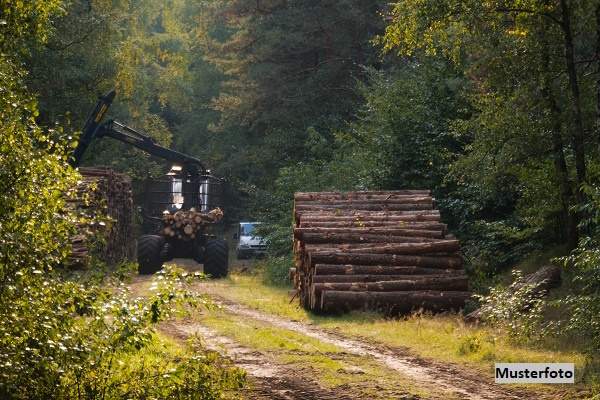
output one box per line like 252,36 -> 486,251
206,296 -> 531,400
129,265 -> 545,400
162,320 -> 363,400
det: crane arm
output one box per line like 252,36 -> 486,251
96,120 -> 206,173
70,90 -> 206,174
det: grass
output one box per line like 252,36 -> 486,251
198,308 -> 437,398
105,332 -> 245,399
195,273 -> 586,375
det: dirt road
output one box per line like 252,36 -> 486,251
129,261 -> 555,399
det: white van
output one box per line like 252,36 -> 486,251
235,222 -> 266,259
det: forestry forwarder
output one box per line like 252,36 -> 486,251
70,90 -> 228,277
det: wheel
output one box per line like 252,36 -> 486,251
204,239 -> 228,278
137,235 -> 165,274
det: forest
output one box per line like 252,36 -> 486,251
2,0 -> 600,398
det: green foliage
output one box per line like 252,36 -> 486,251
381,0 -> 600,244
0,55 -> 77,286
262,255 -> 294,286
558,184 -> 600,358
1,5 -> 245,397
457,334 -> 482,356
477,271 -> 547,344
0,0 -> 64,54
0,265 -> 245,399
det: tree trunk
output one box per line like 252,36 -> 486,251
313,264 -> 465,276
312,274 -> 456,283
295,197 -> 433,206
560,0 -> 587,191
539,2 -> 578,248
305,240 -> 460,255
295,227 -> 445,239
300,213 -> 440,222
295,203 -> 434,211
596,2 -> 600,153
307,252 -> 463,269
300,220 -> 444,228
320,290 -> 471,313
301,233 -> 440,244
312,276 -> 468,292
294,190 -> 431,201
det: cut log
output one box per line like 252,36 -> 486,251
298,210 -> 440,217
68,167 -> 135,267
305,240 -> 459,255
292,189 -> 469,314
295,197 -> 433,206
300,221 -> 447,229
301,234 -> 441,244
295,203 -> 434,211
294,190 -> 431,201
314,264 -> 466,276
313,276 -> 468,293
300,214 -> 441,222
311,274 -> 464,284
320,290 -> 471,313
307,252 -> 463,269
295,227 -> 445,239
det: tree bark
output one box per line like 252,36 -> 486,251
312,274 -> 456,283
596,2 -> 600,149
320,290 -> 471,313
295,227 -> 445,239
294,190 -> 431,201
295,197 -> 433,205
307,252 -> 463,269
300,220 -> 445,229
540,27 -> 578,249
295,203 -> 434,211
301,233 -> 440,244
312,276 -> 468,291
313,264 -> 465,276
560,0 -> 587,191
300,213 -> 440,222
305,240 -> 460,255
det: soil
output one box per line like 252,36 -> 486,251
129,259 -> 566,400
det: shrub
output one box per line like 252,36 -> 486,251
0,54 -> 245,398
556,184 -> 600,359
0,265 -> 246,399
476,270 -> 547,343
262,255 -> 294,286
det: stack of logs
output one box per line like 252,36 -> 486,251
292,190 -> 471,314
161,208 -> 224,240
67,167 -> 135,267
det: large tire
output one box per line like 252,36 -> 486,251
137,235 -> 165,274
204,239 -> 229,278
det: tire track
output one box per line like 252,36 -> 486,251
208,296 -> 533,400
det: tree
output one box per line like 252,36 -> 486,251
380,0 -> 600,248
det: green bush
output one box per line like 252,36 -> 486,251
476,270 -> 547,344
262,255 -> 294,286
558,185 -> 600,358
0,265 -> 246,399
0,44 -> 245,398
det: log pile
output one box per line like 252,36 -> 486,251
161,208 -> 224,240
292,190 -> 471,314
67,167 -> 135,267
